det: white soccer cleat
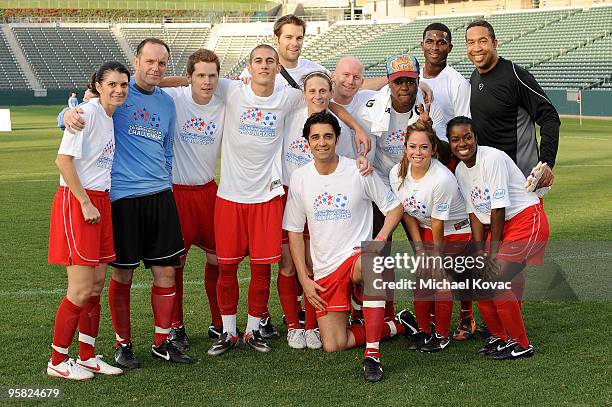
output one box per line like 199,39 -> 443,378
287,328 -> 307,349
77,355 -> 123,375
305,328 -> 322,350
47,358 -> 95,381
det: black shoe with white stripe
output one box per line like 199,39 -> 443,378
396,309 -> 419,336
168,326 -> 189,351
491,342 -> 534,360
207,332 -> 239,356
151,339 -> 193,364
259,317 -> 279,339
478,336 -> 503,355
408,331 -> 429,351
207,325 -> 223,339
115,342 -> 141,369
362,357 -> 384,382
243,330 -> 272,353
420,333 -> 450,353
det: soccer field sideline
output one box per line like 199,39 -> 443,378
0,108 -> 610,405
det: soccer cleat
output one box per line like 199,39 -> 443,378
298,309 -> 306,326
207,325 -> 223,339
453,317 -> 476,341
305,328 -> 322,350
420,333 -> 450,353
396,309 -> 419,336
408,331 -> 429,351
168,326 -> 190,351
115,342 -> 141,369
207,332 -> 239,356
475,323 -> 491,339
362,356 -> 384,382
47,358 -> 94,381
349,317 -> 365,326
243,330 -> 272,353
287,328 -> 307,349
486,339 -> 517,358
491,343 -> 534,360
259,317 -> 280,339
478,336 -> 504,355
151,339 -> 193,364
77,355 -> 123,375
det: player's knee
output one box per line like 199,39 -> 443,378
112,267 -> 132,285
206,253 -> 218,266
68,284 -> 94,305
278,264 -> 295,277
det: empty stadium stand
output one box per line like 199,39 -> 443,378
0,30 -> 28,89
213,34 -> 270,75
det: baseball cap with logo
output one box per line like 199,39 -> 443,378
386,54 -> 420,81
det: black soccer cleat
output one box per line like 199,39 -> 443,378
349,317 -> 365,326
168,326 -> 190,351
259,317 -> 280,339
475,323 -> 491,339
362,356 -> 384,382
491,342 -> 534,360
207,332 -> 239,356
243,330 -> 272,353
420,333 -> 451,353
396,309 -> 419,336
298,309 -> 306,326
478,336 -> 504,355
115,342 -> 141,369
151,339 -> 193,364
408,331 -> 429,351
207,325 -> 223,339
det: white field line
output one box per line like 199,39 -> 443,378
555,164 -> 612,167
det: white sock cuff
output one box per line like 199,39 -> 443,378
154,326 -> 171,334
365,342 -> 380,349
363,300 -> 385,308
246,314 -> 261,333
351,298 -> 362,310
78,332 -> 96,346
51,344 -> 69,354
386,321 -> 397,336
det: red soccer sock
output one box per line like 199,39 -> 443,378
151,285 -> 176,347
349,324 -> 366,347
304,297 -> 317,330
204,262 -> 222,328
363,304 -> 385,359
459,300 -> 474,320
217,263 -> 239,315
51,297 -> 82,365
171,265 -> 185,329
78,295 -> 100,361
277,273 -> 300,330
494,295 -> 529,347
384,300 -> 395,320
477,300 -> 508,341
413,300 -> 435,334
247,263 -> 271,318
512,273 -> 525,310
434,291 -> 453,339
108,279 -> 132,346
382,318 -> 404,337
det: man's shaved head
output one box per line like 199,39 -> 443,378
332,56 -> 365,103
335,56 -> 364,76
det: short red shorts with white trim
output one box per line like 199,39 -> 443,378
496,204 -> 550,265
214,196 -> 283,265
48,186 -> 115,266
173,181 -> 217,254
315,251 -> 362,318
281,185 -> 309,244
419,228 -> 472,256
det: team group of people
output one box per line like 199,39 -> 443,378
47,14 -> 560,382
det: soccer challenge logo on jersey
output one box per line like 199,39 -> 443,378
383,129 -> 406,155
180,117 -> 216,145
95,138 -> 115,170
128,107 -> 163,141
239,108 -> 277,138
313,192 -> 351,221
285,137 -> 312,166
403,196 -> 427,220
471,186 -> 491,212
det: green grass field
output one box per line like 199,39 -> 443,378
0,106 -> 610,405
0,0 -> 274,12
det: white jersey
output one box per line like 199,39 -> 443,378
372,105 -> 419,187
455,146 -> 540,225
217,81 -> 305,203
283,156 -> 400,280
389,159 -> 470,236
420,64 -> 471,139
240,58 -> 329,88
164,82 -> 228,185
58,98 -> 114,191
332,89 -> 377,161
282,107 -> 311,186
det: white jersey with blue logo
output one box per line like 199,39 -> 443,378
455,146 -> 539,225
283,156 -> 400,280
282,107 -> 311,186
164,81 -> 228,185
389,159 -> 469,236
58,98 -> 114,191
217,81 -> 304,203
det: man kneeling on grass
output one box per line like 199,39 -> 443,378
282,111 -> 408,382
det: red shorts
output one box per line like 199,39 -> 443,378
419,228 -> 472,256
214,196 -> 283,265
173,181 -> 217,254
48,186 -> 115,266
281,185 -> 309,244
315,251 -> 362,318
495,204 -> 549,265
